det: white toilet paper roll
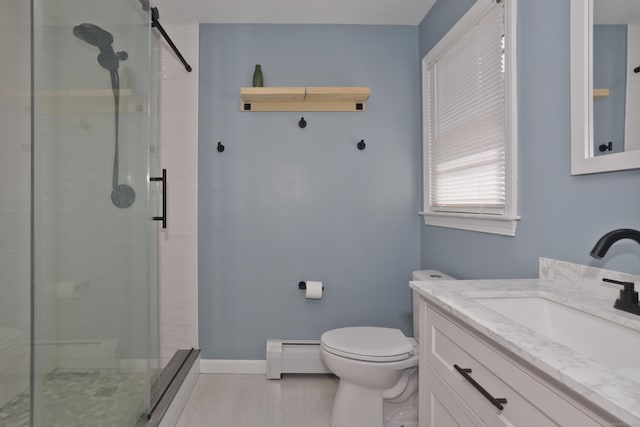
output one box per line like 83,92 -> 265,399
305,281 -> 323,299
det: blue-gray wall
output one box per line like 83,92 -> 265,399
593,25 -> 627,155
419,0 -> 640,279
198,24 -> 421,359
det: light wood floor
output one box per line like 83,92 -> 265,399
175,374 -> 338,427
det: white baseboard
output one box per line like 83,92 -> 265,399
200,359 -> 266,374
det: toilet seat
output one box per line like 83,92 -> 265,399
320,327 -> 414,362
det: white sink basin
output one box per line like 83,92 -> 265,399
472,296 -> 640,369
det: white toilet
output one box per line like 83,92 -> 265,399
320,270 -> 454,427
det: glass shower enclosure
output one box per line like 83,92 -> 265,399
0,0 -> 32,425
1,0 -> 160,425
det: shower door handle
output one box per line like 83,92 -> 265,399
150,168 -> 167,229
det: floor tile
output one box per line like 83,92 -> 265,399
176,374 -> 337,427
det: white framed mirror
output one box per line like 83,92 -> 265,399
570,0 -> 640,174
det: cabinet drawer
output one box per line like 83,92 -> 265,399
420,363 -> 486,427
423,306 -> 602,427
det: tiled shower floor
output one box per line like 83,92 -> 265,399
0,370 -> 147,427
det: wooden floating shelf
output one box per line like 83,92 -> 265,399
240,86 -> 370,112
35,89 -> 147,115
593,88 -> 609,99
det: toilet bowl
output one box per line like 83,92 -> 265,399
320,327 -> 418,427
321,270 -> 455,427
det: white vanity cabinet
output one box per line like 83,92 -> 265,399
418,300 -> 615,427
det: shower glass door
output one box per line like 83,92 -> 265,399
31,0 -> 158,425
0,1 -> 31,426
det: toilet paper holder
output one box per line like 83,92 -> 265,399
298,281 -> 324,291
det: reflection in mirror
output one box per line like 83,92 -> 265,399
570,0 -> 640,174
593,0 -> 640,156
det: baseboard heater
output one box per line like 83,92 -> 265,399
266,340 -> 332,379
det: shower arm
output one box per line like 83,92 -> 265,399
150,7 -> 192,72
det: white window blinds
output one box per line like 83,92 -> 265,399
426,3 -> 506,215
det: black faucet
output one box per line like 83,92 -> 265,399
590,228 -> 640,316
590,228 -> 640,259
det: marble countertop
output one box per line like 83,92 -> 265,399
410,263 -> 640,426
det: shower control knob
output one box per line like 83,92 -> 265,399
117,51 -> 128,61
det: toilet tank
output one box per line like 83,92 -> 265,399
411,270 -> 455,340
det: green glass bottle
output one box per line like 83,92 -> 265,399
252,64 -> 264,87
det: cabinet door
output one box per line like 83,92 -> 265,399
421,364 -> 487,427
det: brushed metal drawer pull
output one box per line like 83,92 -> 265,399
454,364 -> 508,411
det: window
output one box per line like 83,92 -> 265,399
421,0 -> 519,236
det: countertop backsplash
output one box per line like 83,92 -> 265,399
539,257 -> 640,299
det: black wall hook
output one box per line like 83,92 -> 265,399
298,117 -> 307,129
599,141 -> 612,152
357,139 -> 366,150
217,141 -> 225,153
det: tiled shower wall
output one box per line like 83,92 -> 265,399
158,24 -> 199,366
0,0 -> 31,408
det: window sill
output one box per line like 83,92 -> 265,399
419,212 -> 520,236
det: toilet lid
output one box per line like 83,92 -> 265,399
321,327 -> 414,362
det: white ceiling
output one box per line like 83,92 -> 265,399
153,0 -> 437,25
